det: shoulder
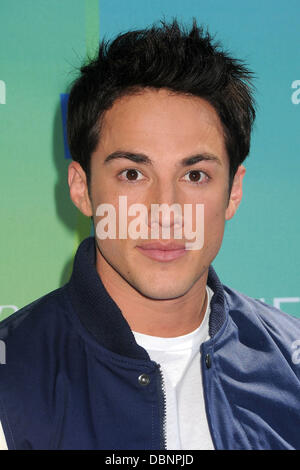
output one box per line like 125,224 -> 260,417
0,284 -> 78,449
222,283 -> 300,371
0,284 -> 71,341
223,283 -> 300,332
0,284 -> 79,375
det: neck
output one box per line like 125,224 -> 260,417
95,250 -> 209,338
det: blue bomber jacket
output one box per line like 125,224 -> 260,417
0,236 -> 300,450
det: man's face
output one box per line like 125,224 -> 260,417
71,88 -> 245,300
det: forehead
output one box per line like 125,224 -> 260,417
97,88 -> 228,164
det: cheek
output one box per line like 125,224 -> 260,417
203,197 -> 227,236
97,238 -> 132,271
90,182 -> 123,229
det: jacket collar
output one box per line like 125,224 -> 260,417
67,237 -> 227,360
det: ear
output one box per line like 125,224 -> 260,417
225,165 -> 246,221
68,161 -> 93,217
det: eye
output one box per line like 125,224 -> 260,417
182,170 -> 209,184
118,168 -> 144,182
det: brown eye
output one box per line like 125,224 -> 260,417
189,170 -> 201,182
126,169 -> 139,180
182,170 -> 207,184
181,170 -> 210,185
119,168 -> 144,182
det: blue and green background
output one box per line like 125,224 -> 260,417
1,0 -> 299,320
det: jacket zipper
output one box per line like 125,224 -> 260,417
200,345 -> 218,450
156,363 -> 167,449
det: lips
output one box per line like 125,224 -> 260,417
136,241 -> 186,262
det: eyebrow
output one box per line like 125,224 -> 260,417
103,151 -> 222,167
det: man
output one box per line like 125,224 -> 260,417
0,19 -> 299,450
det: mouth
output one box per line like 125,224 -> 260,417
136,242 -> 187,262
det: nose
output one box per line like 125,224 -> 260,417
146,182 -> 183,235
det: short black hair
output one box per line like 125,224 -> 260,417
67,18 -> 256,197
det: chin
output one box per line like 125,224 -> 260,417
140,290 -> 186,301
131,280 -> 191,301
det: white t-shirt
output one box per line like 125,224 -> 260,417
133,285 -> 214,450
0,421 -> 7,450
